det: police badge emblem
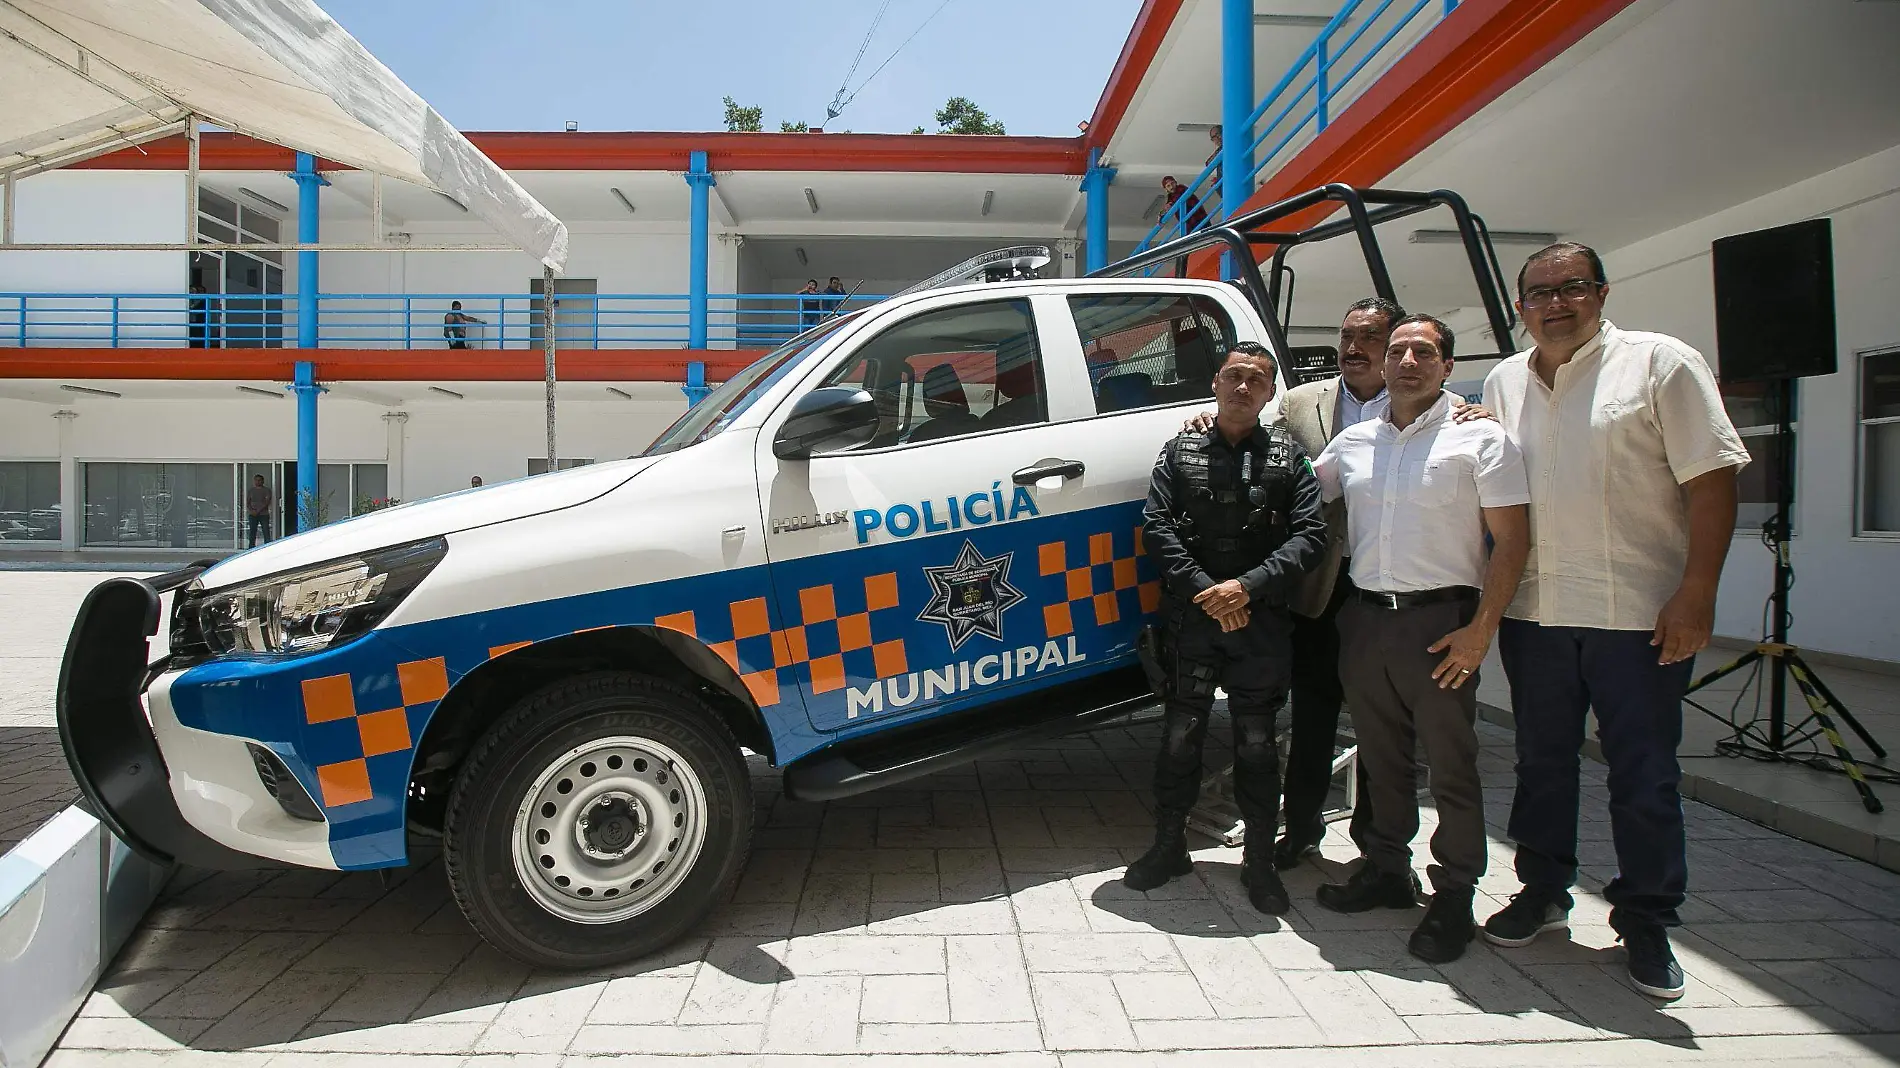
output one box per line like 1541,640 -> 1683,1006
916,540 -> 1025,651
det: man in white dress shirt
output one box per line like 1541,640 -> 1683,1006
1310,313 -> 1531,964
1480,243 -> 1749,1001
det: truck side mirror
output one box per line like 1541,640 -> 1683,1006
772,386 -> 881,460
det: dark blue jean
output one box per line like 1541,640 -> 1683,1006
1498,619 -> 1693,927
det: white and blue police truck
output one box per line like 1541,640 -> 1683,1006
57,187 -> 1516,967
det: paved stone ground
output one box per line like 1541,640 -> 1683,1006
43,715 -> 1900,1067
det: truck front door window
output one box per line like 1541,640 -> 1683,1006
816,299 -> 1047,450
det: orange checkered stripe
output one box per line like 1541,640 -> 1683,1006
1038,526 -> 1162,639
299,657 -> 448,810
634,573 -> 907,710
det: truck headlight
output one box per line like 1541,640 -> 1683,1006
195,538 -> 446,656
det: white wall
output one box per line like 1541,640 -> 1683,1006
395,399 -> 686,502
0,172 -> 189,346
1599,143 -> 1900,663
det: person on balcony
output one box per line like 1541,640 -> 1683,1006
1162,176 -> 1208,234
444,300 -> 485,349
797,280 -> 823,332
824,276 -> 848,316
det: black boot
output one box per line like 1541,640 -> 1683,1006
1272,833 -> 1323,871
1315,862 -> 1421,913
1240,846 -> 1290,914
1409,886 -> 1477,963
1123,817 -> 1193,891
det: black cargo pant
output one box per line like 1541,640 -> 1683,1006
1153,599 -> 1293,841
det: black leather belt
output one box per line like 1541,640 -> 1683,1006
1354,586 -> 1480,610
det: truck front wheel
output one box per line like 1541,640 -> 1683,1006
443,671 -> 751,969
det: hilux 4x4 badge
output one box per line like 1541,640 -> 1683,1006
916,540 -> 1024,651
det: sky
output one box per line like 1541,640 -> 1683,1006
316,0 -> 1145,137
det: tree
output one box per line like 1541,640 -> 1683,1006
722,96 -> 762,133
932,96 -> 1005,135
780,120 -> 809,133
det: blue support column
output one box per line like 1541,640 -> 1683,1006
683,150 -> 715,406
289,153 -> 328,533
291,361 -> 322,532
290,152 -> 327,349
1080,147 -> 1117,273
1220,0 -> 1256,228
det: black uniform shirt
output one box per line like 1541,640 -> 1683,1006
1141,423 -> 1328,604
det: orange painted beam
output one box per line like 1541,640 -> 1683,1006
70,131 -> 1089,176
1084,0 -> 1188,153
0,348 -> 766,382
1183,0 -> 1638,278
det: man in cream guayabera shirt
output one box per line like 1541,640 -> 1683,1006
1481,243 -> 1748,1001
1311,314 -> 1530,964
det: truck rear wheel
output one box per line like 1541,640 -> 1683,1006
443,671 -> 751,969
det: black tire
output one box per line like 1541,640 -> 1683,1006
443,671 -> 751,969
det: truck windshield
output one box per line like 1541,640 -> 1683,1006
642,317 -> 852,456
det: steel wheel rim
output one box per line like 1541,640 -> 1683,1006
510,735 -> 708,924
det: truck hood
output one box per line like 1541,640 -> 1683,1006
200,456 -> 660,589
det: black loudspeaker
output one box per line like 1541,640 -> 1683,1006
1711,219 -> 1837,382
1285,345 -> 1340,385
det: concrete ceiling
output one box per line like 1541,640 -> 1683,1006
1238,0 -> 1900,336
0,379 -> 689,407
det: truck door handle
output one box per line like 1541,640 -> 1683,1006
1013,458 -> 1085,485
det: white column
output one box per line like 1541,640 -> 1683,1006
53,410 -> 78,550
1054,238 -> 1081,278
383,411 -> 409,502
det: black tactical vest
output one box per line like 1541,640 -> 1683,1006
1169,425 -> 1300,583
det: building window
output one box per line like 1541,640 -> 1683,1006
1859,348 -> 1900,536
0,461 -> 60,542
82,462 -> 237,548
527,458 -> 595,476
1722,380 -> 1796,534
313,463 -> 394,523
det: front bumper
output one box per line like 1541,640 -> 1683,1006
56,567 -> 277,870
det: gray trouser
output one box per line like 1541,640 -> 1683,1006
1336,595 -> 1486,892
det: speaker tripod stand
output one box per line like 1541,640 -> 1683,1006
1683,378 -> 1885,814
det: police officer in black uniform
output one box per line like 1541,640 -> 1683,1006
1126,341 -> 1327,914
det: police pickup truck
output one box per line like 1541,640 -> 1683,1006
58,186 -> 1516,968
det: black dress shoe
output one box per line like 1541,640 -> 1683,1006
1273,835 -> 1322,871
1315,863 -> 1421,913
1409,888 -> 1477,963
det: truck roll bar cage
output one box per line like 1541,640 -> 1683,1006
1090,184 -> 1520,366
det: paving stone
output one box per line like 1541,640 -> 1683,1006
872,871 -> 942,902
1699,889 -> 1875,922
937,847 -> 1007,902
808,847 -> 936,874
408,945 -> 530,1024
1694,921 -> 1890,961
731,848 -> 813,903
585,974 -> 695,1024
193,969 -> 359,1050
856,1021 -> 1045,1053
946,934 -> 1036,1023
1034,972 -> 1139,1049
286,932 -> 478,973
468,976 -> 608,1053
785,933 -> 944,974
315,973 -> 446,1025
1757,960 -> 1900,1031
81,970 -> 199,1017
791,872 -> 871,935
1281,970 -> 1416,1045
763,974 -> 861,1052
1022,932 -> 1183,972
865,897 -> 1016,934
861,973 -> 951,1023
1130,1015 -> 1328,1050
144,932 -> 321,1019
53,1015 -> 214,1051
1111,972 -> 1217,1019
567,1023 -> 765,1054
677,938 -> 788,1024
1170,935 -> 1303,1018
1358,966 -> 1486,1016
1006,875 -> 1092,932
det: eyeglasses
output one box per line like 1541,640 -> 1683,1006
1216,369 -> 1273,388
1520,279 -> 1602,307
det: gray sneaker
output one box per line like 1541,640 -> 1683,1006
1481,889 -> 1571,947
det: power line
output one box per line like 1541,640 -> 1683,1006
828,0 -> 957,122
826,0 -> 895,121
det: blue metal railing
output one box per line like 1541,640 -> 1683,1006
0,292 -> 887,350
1134,0 -> 1457,255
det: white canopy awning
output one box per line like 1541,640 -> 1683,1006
0,0 -> 568,270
